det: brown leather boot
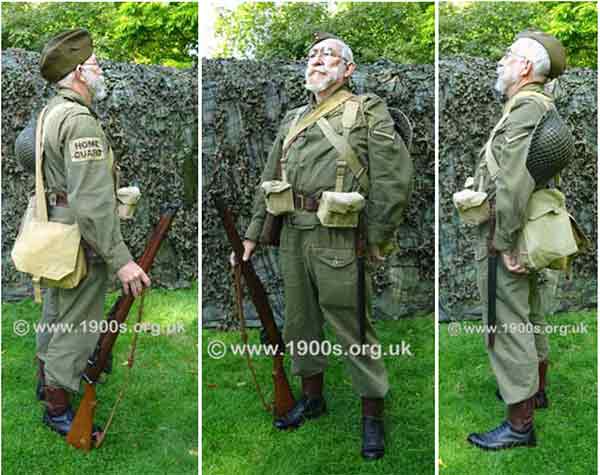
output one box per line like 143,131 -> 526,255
43,386 -> 74,436
508,397 -> 534,431
362,398 -> 384,460
468,397 -> 536,450
36,358 -> 45,401
535,360 -> 549,409
273,373 -> 326,430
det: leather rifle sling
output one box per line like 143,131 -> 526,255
233,264 -> 272,412
95,290 -> 146,448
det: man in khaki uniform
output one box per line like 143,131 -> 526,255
33,29 -> 150,438
234,32 -> 412,459
466,31 -> 568,450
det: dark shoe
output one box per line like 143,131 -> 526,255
43,386 -> 102,440
362,397 -> 385,460
43,406 -> 75,436
273,395 -> 327,430
467,420 -> 536,450
468,397 -> 536,451
362,416 -> 385,460
36,358 -> 45,401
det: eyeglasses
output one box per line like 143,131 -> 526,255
307,47 -> 347,63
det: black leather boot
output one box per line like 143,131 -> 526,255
467,397 -> 536,450
362,397 -> 384,460
273,373 -> 326,430
36,358 -> 45,401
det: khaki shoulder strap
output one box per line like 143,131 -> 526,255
282,89 -> 354,153
34,106 -> 50,223
316,97 -> 368,193
485,90 -> 552,179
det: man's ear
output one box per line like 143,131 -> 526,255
344,63 -> 356,79
74,65 -> 85,83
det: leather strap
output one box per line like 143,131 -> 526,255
48,191 -> 69,207
293,193 -> 320,212
95,290 -> 145,448
233,264 -> 272,413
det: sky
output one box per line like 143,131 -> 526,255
200,0 -> 339,59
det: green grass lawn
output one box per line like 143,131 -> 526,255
439,311 -> 597,475
2,284 -> 198,475
202,315 -> 434,475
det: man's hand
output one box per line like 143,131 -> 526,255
229,240 -> 257,267
117,261 -> 151,297
502,252 -> 528,274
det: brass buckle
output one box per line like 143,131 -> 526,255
48,192 -> 57,207
296,193 -> 305,210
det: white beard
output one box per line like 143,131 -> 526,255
305,64 -> 345,93
494,64 -> 520,95
82,68 -> 108,101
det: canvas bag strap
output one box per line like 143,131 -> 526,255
34,106 -> 51,222
280,106 -> 306,183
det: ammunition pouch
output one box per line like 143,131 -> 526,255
516,189 -> 588,272
317,191 -> 365,228
453,188 -> 490,226
261,180 -> 295,216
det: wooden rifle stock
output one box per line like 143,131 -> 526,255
214,198 -> 295,417
66,204 -> 179,451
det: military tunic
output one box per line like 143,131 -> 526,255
246,86 -> 413,398
473,83 -> 556,404
37,88 -> 132,393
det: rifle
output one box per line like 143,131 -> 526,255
66,204 -> 179,451
213,197 -> 295,418
487,204 -> 497,348
356,215 -> 367,345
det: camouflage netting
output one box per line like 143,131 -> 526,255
440,57 -> 597,320
202,59 -> 434,328
1,48 -> 198,300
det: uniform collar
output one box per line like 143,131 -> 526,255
514,82 -> 549,98
57,87 -> 99,117
59,86 -> 95,107
308,83 -> 351,109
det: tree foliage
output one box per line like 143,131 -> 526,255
1,2 -> 198,68
215,2 -> 434,64
440,2 -> 597,69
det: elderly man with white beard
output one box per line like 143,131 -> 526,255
238,32 -> 413,460
460,30 -> 569,451
27,28 -> 150,441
